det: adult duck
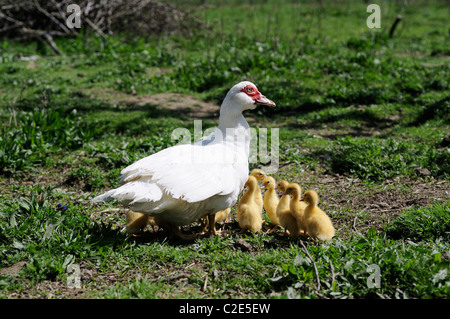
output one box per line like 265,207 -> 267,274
92,81 -> 275,238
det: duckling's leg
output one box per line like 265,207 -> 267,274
200,217 -> 209,232
207,213 -> 231,236
148,216 -> 161,233
267,224 -> 280,233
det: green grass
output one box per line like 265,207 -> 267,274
328,136 -> 450,181
385,202 -> 450,241
0,0 -> 449,299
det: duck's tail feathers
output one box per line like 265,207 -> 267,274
91,181 -> 163,205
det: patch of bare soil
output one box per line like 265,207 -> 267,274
85,88 -> 221,119
0,261 -> 26,277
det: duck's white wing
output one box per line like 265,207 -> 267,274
117,142 -> 248,203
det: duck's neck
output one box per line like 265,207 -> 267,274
279,194 -> 290,206
304,202 -> 316,216
218,109 -> 249,133
217,105 -> 250,156
291,191 -> 301,202
266,187 -> 278,198
241,184 -> 257,203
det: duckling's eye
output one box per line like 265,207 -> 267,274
259,173 -> 263,175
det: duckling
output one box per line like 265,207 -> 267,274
237,175 -> 263,232
261,176 -> 280,228
282,183 -> 308,236
303,190 -> 335,242
126,210 -> 161,235
215,207 -> 230,224
276,180 -> 301,237
250,169 -> 266,212
126,210 -> 150,235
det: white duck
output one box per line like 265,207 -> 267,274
92,81 -> 275,238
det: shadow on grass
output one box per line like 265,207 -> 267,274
286,107 -> 398,132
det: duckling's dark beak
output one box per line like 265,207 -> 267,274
255,95 -> 276,107
280,191 -> 288,196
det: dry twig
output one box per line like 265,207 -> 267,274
300,240 -> 321,291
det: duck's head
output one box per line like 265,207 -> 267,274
303,190 -> 319,206
222,81 -> 276,112
275,180 -> 289,192
281,183 -> 301,196
245,175 -> 258,188
251,169 -> 266,181
261,176 -> 276,189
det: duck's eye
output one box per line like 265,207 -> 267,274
247,87 -> 253,93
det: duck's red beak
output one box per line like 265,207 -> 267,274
255,95 -> 276,107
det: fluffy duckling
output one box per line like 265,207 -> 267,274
215,208 -> 230,224
250,169 -> 266,212
237,175 -> 263,232
126,210 -> 161,235
282,183 -> 308,235
303,190 -> 335,242
126,210 -> 150,235
261,176 -> 280,227
276,180 -> 301,237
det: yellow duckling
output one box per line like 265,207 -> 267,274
237,175 -> 263,232
215,207 -> 230,224
126,210 -> 161,235
126,210 -> 149,235
276,180 -> 301,237
303,190 -> 335,242
250,169 -> 266,212
282,183 -> 308,236
261,176 -> 280,227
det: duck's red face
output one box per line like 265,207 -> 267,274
241,84 -> 276,107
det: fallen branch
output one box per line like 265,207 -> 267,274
300,240 -> 321,291
21,27 -> 62,54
